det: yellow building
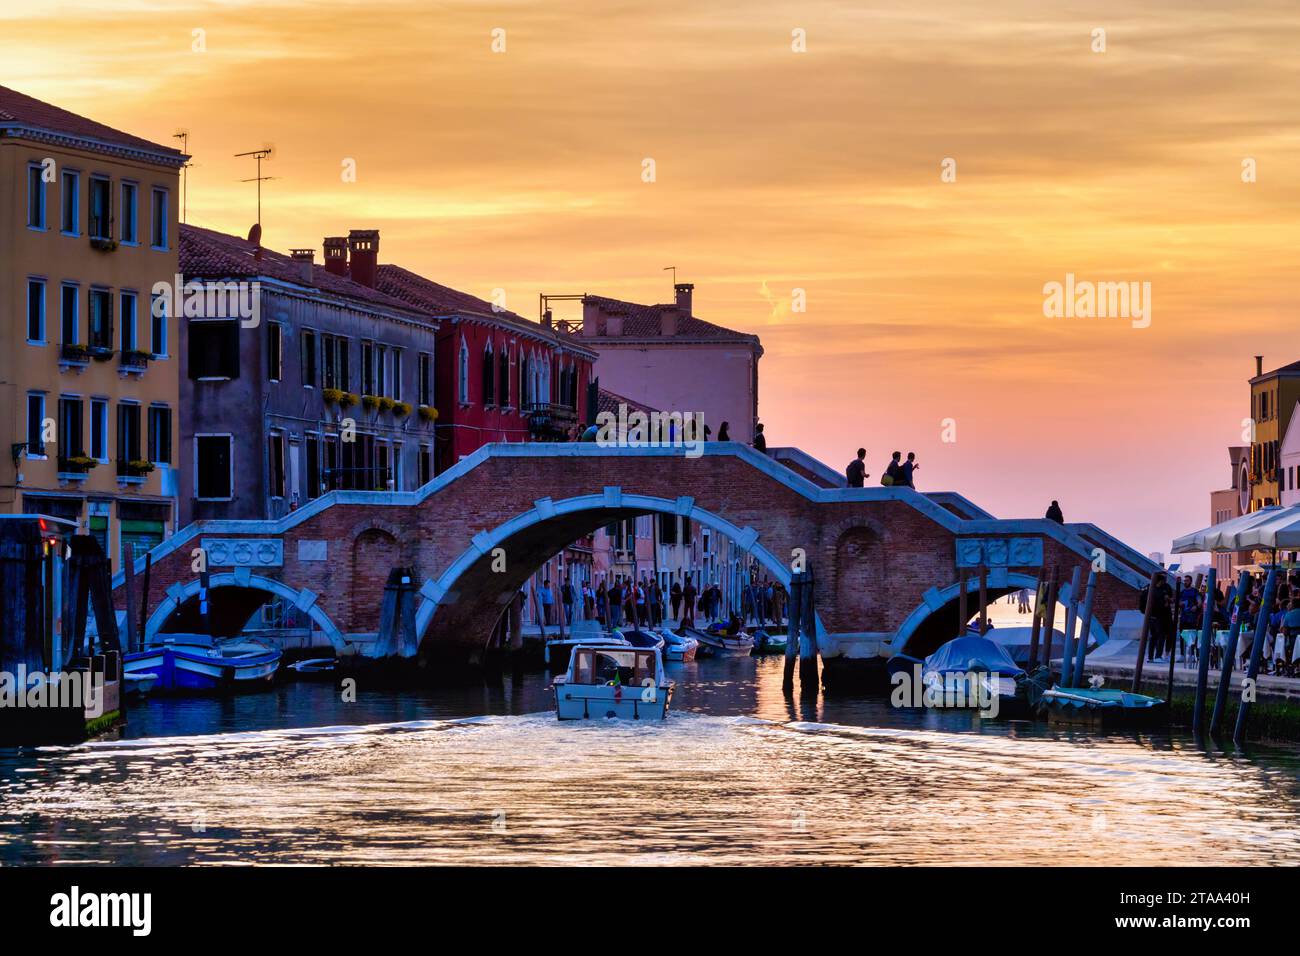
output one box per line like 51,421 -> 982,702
1248,355 -> 1300,511
0,85 -> 186,569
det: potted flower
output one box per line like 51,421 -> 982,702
378,396 -> 396,412
322,387 -> 343,404
339,392 -> 359,408
60,343 -> 90,363
392,401 -> 412,418
60,455 -> 99,474
418,404 -> 438,422
362,394 -> 380,410
89,236 -> 118,253
119,459 -> 155,478
120,349 -> 151,370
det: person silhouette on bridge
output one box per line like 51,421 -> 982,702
671,578 -> 683,621
1045,500 -> 1064,524
682,577 -> 697,627
752,423 -> 767,453
846,448 -> 868,487
718,421 -> 731,441
900,452 -> 918,489
882,451 -> 903,486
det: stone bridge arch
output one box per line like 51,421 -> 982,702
413,489 -> 827,662
890,570 -> 1106,659
145,571 -> 346,650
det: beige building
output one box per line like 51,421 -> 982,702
1247,355 -> 1300,511
0,85 -> 186,569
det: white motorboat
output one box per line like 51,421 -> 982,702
553,644 -> 674,721
684,625 -> 754,657
657,628 -> 698,662
544,622 -> 630,671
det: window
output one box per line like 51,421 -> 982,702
323,436 -> 339,492
27,279 -> 45,342
88,289 -> 113,349
361,340 -> 375,394
61,285 -> 79,344
322,334 -> 350,390
150,187 -> 169,249
27,164 -> 46,229
268,431 -> 286,498
120,182 -> 137,243
147,406 -> 172,464
150,292 -> 168,356
302,329 -> 317,388
89,176 -> 111,240
418,352 -> 432,406
391,348 -> 402,401
376,443 -> 391,490
196,435 -> 233,499
119,292 -> 137,352
377,344 -> 388,396
188,321 -> 240,379
498,349 -> 509,406
305,435 -> 320,500
26,393 -> 46,456
268,323 -> 282,382
61,171 -> 79,234
90,399 -> 107,461
520,354 -> 528,406
117,403 -> 142,463
481,342 -> 495,405
418,444 -> 432,485
58,397 -> 84,460
459,339 -> 469,403
392,442 -> 403,490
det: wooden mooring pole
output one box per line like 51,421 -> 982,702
1234,567 -> 1279,745
978,565 -> 988,635
797,566 -> 818,691
1131,569 -> 1160,691
122,543 -> 138,655
1060,565 -> 1082,683
1210,569 -> 1252,736
1038,566 -> 1060,669
957,569 -> 968,637
138,551 -> 152,647
783,571 -> 802,691
1026,566 -> 1046,668
1192,567 -> 1218,736
1071,569 -> 1097,687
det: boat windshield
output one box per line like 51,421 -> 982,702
573,648 -> 656,684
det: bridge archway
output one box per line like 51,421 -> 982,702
144,572 -> 347,650
890,572 -> 1106,659
413,490 -> 826,657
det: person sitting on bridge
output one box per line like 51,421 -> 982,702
846,448 -> 868,487
1045,500 -> 1065,523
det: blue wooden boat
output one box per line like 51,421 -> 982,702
1039,687 -> 1166,727
123,634 -> 281,693
553,644 -> 673,720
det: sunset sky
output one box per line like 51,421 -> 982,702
9,0 -> 1300,557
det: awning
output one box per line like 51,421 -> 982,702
1171,506 -> 1291,553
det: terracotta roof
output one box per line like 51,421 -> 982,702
596,387 -> 660,418
376,264 -> 596,355
0,84 -> 185,163
1256,359 -> 1300,382
179,225 -> 431,319
576,294 -> 762,348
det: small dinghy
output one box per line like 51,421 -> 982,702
1039,687 -> 1166,727
685,624 -> 754,657
890,635 -> 1026,714
750,629 -> 788,656
286,658 -> 338,680
553,644 -> 674,720
657,628 -> 698,662
123,671 -> 159,698
619,628 -> 666,652
123,634 -> 281,693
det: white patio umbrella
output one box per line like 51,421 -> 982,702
1171,506 -> 1290,553
1231,507 -> 1300,551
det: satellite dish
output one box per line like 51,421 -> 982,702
247,222 -> 262,245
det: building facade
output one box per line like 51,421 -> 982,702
178,226 -> 441,524
1247,355 -> 1300,511
1279,403 -> 1300,508
1208,445 -> 1251,579
0,85 -> 185,569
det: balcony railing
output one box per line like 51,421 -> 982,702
116,459 -> 155,479
57,456 -> 97,475
523,401 -> 579,439
119,350 -> 150,373
59,343 -> 91,365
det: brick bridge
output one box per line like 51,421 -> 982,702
111,443 -> 1158,673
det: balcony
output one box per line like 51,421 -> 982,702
58,343 -> 91,368
524,401 -> 578,439
116,459 -> 155,483
57,456 -> 98,481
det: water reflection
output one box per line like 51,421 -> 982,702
1,657 -> 1298,865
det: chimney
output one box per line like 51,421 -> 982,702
674,282 -> 694,314
582,297 -> 601,337
290,248 -> 315,284
660,306 -> 678,337
347,229 -> 379,288
323,237 -> 348,277
606,314 -> 623,337
1256,355 -> 1264,378
542,309 -> 553,329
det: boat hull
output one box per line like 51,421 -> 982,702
123,645 -> 281,693
554,681 -> 673,720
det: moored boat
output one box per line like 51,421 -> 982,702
1038,687 -> 1166,727
544,626 -> 629,671
750,629 -> 788,655
892,635 -> 1027,715
553,644 -> 674,720
657,628 -> 698,662
123,634 -> 281,693
685,625 -> 754,657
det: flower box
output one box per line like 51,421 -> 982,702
393,401 -> 412,418
362,394 -> 380,410
117,459 -> 155,478
338,392 -> 359,409
120,349 -> 150,371
58,456 -> 98,475
378,396 -> 396,412
323,388 -> 343,404
89,237 -> 118,253
417,405 -> 438,422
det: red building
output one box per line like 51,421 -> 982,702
374,265 -> 597,473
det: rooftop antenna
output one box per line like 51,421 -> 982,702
235,146 -> 276,229
664,265 -> 676,288
173,130 -> 192,224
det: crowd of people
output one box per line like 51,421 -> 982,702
845,449 -> 920,488
1139,569 -> 1300,677
534,572 -> 788,632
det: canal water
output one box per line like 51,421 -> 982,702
2,656 -> 1299,865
